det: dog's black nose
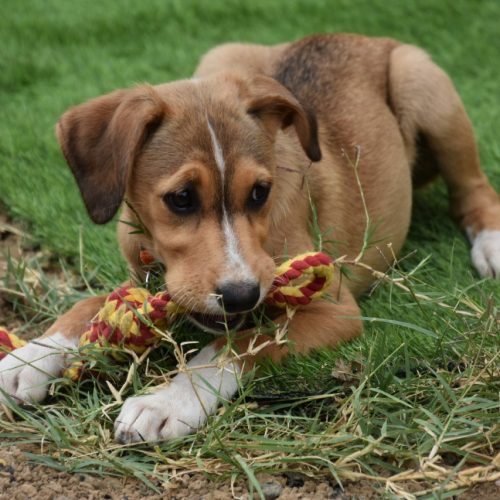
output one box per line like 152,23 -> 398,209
215,281 -> 261,313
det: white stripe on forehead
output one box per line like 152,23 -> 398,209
207,119 -> 225,179
206,118 -> 255,284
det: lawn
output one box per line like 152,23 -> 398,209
0,0 -> 499,497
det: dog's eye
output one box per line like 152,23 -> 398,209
163,187 -> 199,215
248,182 -> 271,209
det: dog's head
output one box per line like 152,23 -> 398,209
56,72 -> 320,330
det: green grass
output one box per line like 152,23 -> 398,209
1,0 -> 499,497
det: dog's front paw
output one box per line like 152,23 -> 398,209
114,344 -> 240,444
470,229 -> 500,278
0,333 -> 75,404
114,380 -> 211,443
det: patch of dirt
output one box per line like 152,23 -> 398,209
0,445 -> 156,500
1,213 -> 500,499
1,444 -> 499,499
0,446 -> 381,499
0,442 -> 363,500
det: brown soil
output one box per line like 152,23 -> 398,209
0,446 -> 351,499
1,443 -> 499,499
1,213 -> 499,499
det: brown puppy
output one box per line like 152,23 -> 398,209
1,34 -> 499,443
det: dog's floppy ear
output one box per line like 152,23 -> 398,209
246,75 -> 321,162
56,85 -> 167,224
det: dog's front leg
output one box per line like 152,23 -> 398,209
114,283 -> 361,443
0,295 -> 105,404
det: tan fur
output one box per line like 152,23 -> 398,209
42,296 -> 106,340
44,34 -> 500,370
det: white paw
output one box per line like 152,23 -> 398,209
114,382 -> 210,443
114,345 -> 240,443
0,333 -> 76,404
470,229 -> 500,278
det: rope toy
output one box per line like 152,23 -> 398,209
0,327 -> 27,360
0,251 -> 333,379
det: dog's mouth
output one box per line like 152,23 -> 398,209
187,312 -> 247,334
